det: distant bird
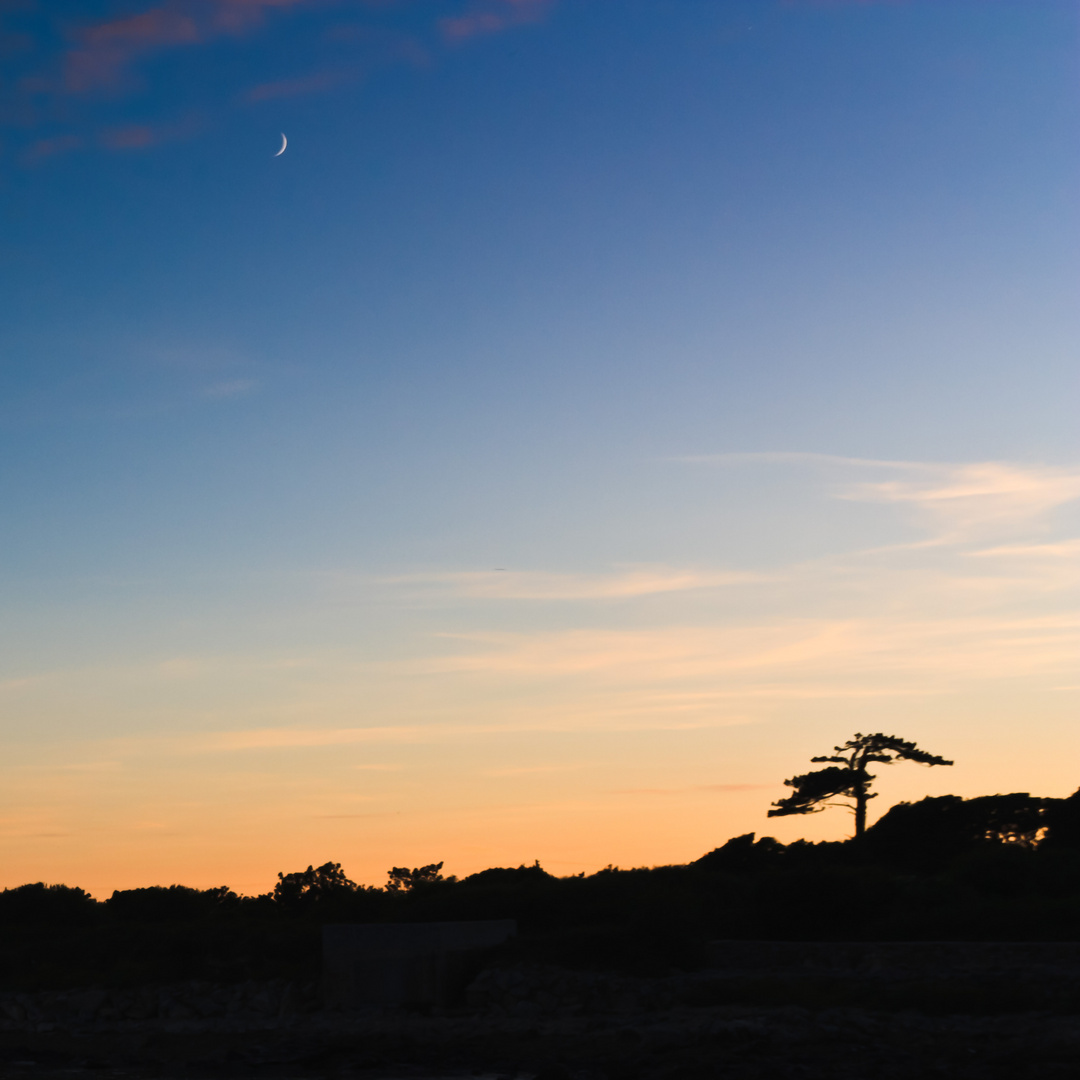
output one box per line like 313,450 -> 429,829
274,133 -> 287,157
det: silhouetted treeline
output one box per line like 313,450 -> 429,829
5,790 -> 1080,990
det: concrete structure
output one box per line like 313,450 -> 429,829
323,920 -> 516,1008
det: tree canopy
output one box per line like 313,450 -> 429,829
768,732 -> 954,836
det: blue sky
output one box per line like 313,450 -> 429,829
1,0 -> 1079,893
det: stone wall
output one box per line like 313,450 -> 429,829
323,920 -> 517,1008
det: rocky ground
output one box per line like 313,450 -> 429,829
1,965 -> 1080,1079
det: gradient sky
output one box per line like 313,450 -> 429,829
1,0 -> 1078,896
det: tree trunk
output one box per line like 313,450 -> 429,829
854,791 -> 868,837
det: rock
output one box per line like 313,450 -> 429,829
1,1000 -> 26,1022
69,988 -> 107,1023
532,1067 -> 573,1080
277,981 -> 298,1021
125,991 -> 157,1020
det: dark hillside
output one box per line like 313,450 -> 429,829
2,792 -> 1080,990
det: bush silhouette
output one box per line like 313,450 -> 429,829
107,885 -> 238,922
0,883 -> 97,926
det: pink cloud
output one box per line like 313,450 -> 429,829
441,0 -> 552,42
64,6 -> 200,92
0,29 -> 34,55
20,132 -> 83,164
211,0 -> 321,34
59,0 -> 325,94
782,0 -> 908,6
81,7 -> 199,48
12,0 -> 551,161
245,67 -> 353,101
99,124 -> 157,149
98,114 -> 202,151
324,22 -> 429,67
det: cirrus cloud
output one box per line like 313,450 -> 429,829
378,565 -> 767,601
681,453 -> 1080,544
244,67 -> 356,102
441,0 -> 553,42
838,462 -> 1080,542
64,6 -> 201,93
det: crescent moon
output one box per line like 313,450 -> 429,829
274,133 -> 287,157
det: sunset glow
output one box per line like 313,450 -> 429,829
1,0 -> 1077,896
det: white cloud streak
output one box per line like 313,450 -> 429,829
679,453 -> 1080,543
839,463 -> 1080,541
203,378 -> 256,399
969,539 -> 1080,560
377,565 -> 766,600
428,616 -> 1080,685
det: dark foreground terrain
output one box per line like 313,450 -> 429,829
3,955 -> 1080,1080
5,1001 -> 1080,1080
7,791 -> 1080,1077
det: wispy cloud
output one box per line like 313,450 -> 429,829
955,537 -> 1080,596
64,6 -> 201,93
674,451 -> 920,470
202,378 -> 257,399
92,715 -> 750,758
7,0 -> 553,164
610,784 -> 770,796
427,615 -> 1080,687
783,0 -> 911,8
211,0 -> 321,34
379,565 -> 766,601
51,0 -> 546,98
151,342 -> 251,372
484,763 -> 590,776
99,114 -> 202,150
244,68 -> 355,102
19,116 -> 200,161
970,539 -> 1080,560
200,725 -> 422,750
100,124 -> 157,149
54,1 -> 322,96
441,0 -> 553,42
681,453 -> 1080,544
839,463 -> 1080,542
20,132 -> 83,164
429,624 -> 858,679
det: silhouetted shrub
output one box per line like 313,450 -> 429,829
386,862 -> 446,893
0,883 -> 98,926
106,885 -> 239,922
1043,787 -> 1080,848
273,861 -> 361,915
865,793 -> 1055,872
693,833 -> 786,873
462,861 -> 552,887
863,795 -> 974,869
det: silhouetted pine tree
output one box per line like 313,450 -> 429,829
768,732 -> 953,836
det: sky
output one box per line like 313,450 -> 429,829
1,0 -> 1078,896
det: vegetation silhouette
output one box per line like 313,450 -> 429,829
6,779 -> 1080,992
767,732 -> 954,836
386,862 -> 446,893
273,862 -> 366,915
864,793 -> 1053,869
